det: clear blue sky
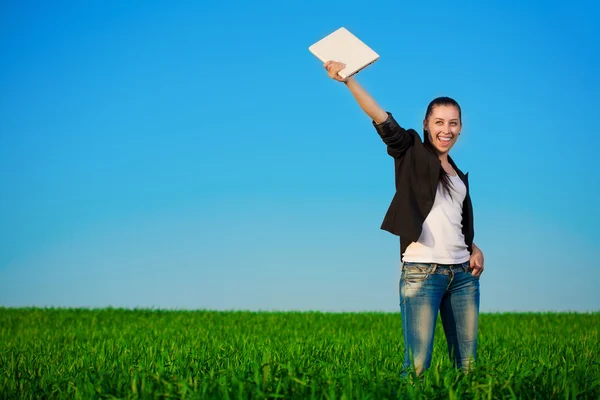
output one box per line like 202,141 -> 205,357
1,0 -> 598,312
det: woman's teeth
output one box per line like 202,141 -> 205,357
438,136 -> 452,142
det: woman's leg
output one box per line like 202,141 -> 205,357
439,262 -> 480,370
399,263 -> 447,375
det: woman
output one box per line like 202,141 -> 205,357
323,61 -> 485,375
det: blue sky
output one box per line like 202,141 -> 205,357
1,0 -> 598,312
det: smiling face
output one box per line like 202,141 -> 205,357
423,105 -> 462,155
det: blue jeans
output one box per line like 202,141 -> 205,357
399,261 -> 480,374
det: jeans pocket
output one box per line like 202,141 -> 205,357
401,264 -> 431,284
466,266 -> 480,280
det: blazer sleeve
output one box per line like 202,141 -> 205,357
372,112 -> 416,159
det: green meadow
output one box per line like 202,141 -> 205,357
1,308 -> 598,399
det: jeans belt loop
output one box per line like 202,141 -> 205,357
431,263 -> 438,274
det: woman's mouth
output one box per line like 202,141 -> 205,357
437,135 -> 453,146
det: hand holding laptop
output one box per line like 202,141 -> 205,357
310,27 -> 388,124
309,27 -> 379,81
324,60 -> 350,83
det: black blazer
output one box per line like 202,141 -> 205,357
372,112 -> 474,260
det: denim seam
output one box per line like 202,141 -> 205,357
400,262 -> 409,371
446,267 -> 455,291
401,261 -> 420,371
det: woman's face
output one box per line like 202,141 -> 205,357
424,105 -> 462,155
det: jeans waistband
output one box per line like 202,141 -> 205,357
402,261 -> 470,275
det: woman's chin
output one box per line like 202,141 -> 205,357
434,145 -> 451,155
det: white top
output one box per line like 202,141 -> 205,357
402,173 -> 471,264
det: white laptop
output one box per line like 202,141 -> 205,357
309,27 -> 379,79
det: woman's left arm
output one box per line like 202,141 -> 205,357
470,243 -> 484,278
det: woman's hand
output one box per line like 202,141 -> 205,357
324,60 -> 350,83
470,244 -> 484,278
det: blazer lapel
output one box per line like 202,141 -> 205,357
429,155 -> 441,199
448,156 -> 469,189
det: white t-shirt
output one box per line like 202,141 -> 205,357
402,173 -> 471,264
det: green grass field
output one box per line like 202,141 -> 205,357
1,308 -> 599,399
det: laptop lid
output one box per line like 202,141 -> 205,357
309,27 -> 380,79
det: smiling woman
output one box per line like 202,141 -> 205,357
322,60 -> 485,376
421,97 -> 463,200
